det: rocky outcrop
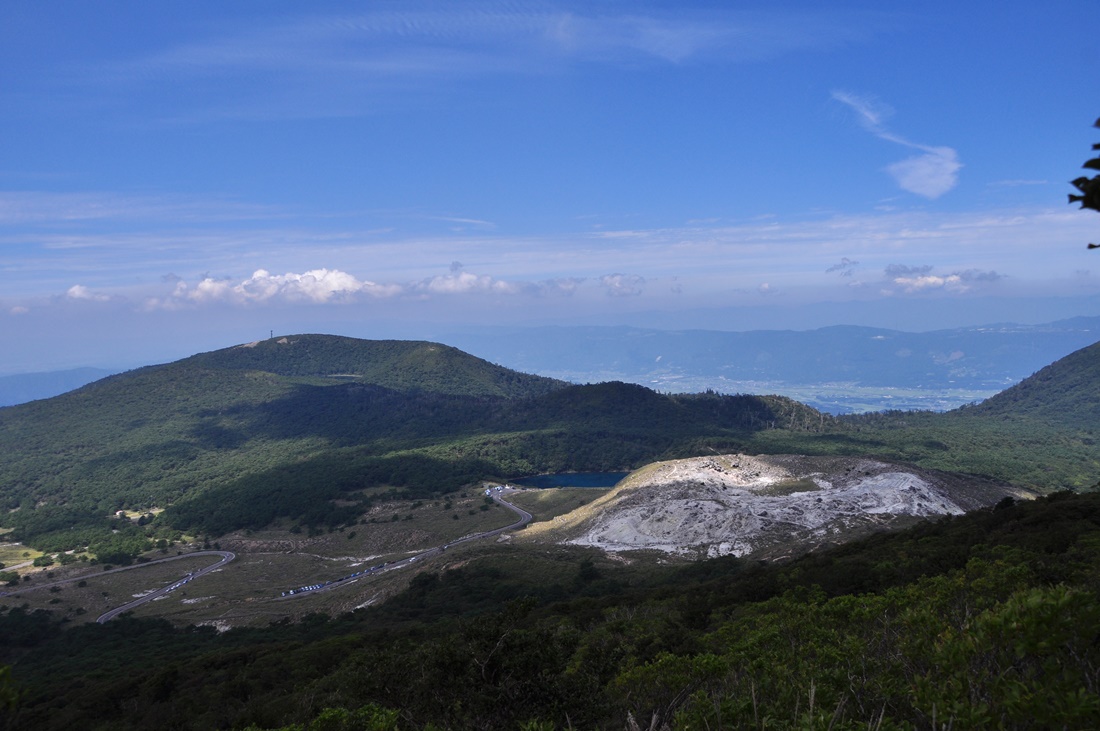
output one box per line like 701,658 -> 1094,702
522,454 -> 1031,560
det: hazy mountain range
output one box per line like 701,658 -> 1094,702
443,316 -> 1100,412
3,316 -> 1098,413
0,367 -> 115,408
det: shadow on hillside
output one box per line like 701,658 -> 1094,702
194,382 -> 505,447
163,449 -> 499,534
187,381 -> 804,450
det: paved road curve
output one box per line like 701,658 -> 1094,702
94,550 -> 235,623
280,488 -> 533,599
5,490 -> 529,615
0,550 -> 236,623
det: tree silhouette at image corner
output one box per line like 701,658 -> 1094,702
1068,116 -> 1100,248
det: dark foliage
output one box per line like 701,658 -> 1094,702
1069,116 -> 1100,247
4,492 -> 1100,730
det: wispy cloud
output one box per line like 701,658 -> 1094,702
63,5 -> 884,121
826,257 -> 860,276
884,264 -> 933,278
0,191 -> 277,226
988,179 -> 1049,188
137,5 -> 874,73
832,90 -> 962,199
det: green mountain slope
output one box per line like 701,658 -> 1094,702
743,339 -> 1100,491
4,334 -> 1095,552
0,336 -> 819,548
962,339 -> 1100,427
185,334 -> 568,398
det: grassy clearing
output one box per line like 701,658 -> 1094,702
507,488 -> 612,524
1,552 -> 220,625
0,542 -> 41,567
756,478 -> 821,497
115,507 -> 165,519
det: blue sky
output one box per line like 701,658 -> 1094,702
2,0 -> 1098,373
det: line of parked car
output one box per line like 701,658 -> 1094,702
280,562 -> 389,597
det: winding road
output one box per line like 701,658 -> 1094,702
3,488 -> 532,620
279,488 -> 533,599
94,550 -> 235,623
0,550 -> 236,623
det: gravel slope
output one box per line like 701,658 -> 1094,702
522,454 -> 1032,559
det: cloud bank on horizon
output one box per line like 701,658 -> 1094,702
1,0 -> 1098,371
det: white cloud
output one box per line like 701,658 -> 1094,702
892,274 -> 965,293
415,269 -> 520,295
412,267 -> 585,297
533,277 -> 585,296
10,306 -> 29,315
832,90 -> 962,199
886,147 -> 962,199
8,206 -> 1095,311
600,273 -> 646,297
886,267 -> 1004,294
150,268 -> 402,308
66,284 -> 111,302
139,265 -> 584,310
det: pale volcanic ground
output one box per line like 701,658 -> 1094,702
521,454 -> 1032,560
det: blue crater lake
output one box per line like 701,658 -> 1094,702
512,472 -> 629,489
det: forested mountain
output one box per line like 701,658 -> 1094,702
1,333 -> 1097,554
0,335 -> 816,548
963,339 -> 1100,428
183,335 -> 568,398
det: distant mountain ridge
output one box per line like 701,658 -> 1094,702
3,318 -> 1098,411
443,317 -> 1100,412
0,367 -> 115,407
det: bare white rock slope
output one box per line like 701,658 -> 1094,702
522,454 -> 1031,560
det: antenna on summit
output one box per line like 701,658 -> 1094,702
270,330 -> 273,339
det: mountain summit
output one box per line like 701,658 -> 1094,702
174,334 -> 568,399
